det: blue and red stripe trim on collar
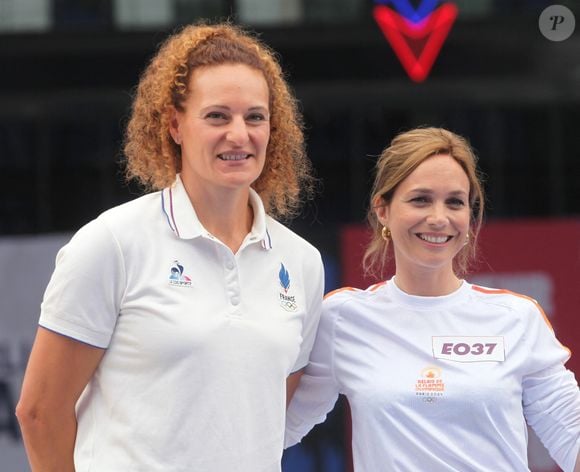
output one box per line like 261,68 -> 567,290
161,188 -> 180,237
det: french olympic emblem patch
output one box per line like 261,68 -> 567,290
278,263 -> 297,312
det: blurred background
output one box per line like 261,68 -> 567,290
1,0 -> 579,470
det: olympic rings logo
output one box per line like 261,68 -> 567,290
280,300 -> 298,312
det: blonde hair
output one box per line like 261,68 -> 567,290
363,127 -> 485,278
124,22 -> 313,219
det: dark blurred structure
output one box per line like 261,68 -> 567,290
1,1 -> 579,470
1,0 -> 579,237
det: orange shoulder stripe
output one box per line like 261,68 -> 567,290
471,285 -> 513,296
324,286 -> 358,300
471,285 -> 571,356
368,280 -> 387,292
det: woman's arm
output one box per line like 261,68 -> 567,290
521,303 -> 580,472
285,292 -> 344,448
16,327 -> 105,472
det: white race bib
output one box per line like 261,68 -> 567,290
432,336 -> 505,362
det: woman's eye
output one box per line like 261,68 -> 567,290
247,113 -> 267,122
411,196 -> 429,204
205,112 -> 227,120
447,198 -> 466,207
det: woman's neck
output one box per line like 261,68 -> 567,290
393,266 -> 462,297
183,182 -> 254,254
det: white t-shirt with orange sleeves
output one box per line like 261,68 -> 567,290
285,277 -> 580,472
39,175 -> 324,472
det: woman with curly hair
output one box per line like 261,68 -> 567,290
16,22 -> 324,471
286,127 -> 580,471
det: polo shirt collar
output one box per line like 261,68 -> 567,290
161,174 -> 272,249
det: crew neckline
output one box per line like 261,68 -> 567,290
385,276 -> 471,310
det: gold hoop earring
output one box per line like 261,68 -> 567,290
381,226 -> 391,241
464,232 -> 470,246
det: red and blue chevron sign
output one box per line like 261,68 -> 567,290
373,0 -> 458,82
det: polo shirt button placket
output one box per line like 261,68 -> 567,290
223,252 -> 241,314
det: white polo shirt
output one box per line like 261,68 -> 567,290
39,175 -> 324,472
286,278 -> 580,472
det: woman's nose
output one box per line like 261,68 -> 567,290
426,204 -> 448,227
226,117 -> 250,145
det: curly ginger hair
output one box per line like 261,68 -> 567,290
124,22 -> 314,219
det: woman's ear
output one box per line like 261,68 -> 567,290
373,195 -> 389,227
168,106 -> 181,145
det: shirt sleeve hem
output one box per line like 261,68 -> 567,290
39,321 -> 109,349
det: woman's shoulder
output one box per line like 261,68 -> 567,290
324,280 -> 387,307
98,191 -> 160,225
467,282 -> 546,322
468,283 -> 540,308
65,192 -> 160,248
320,282 -> 389,338
265,216 -> 321,257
